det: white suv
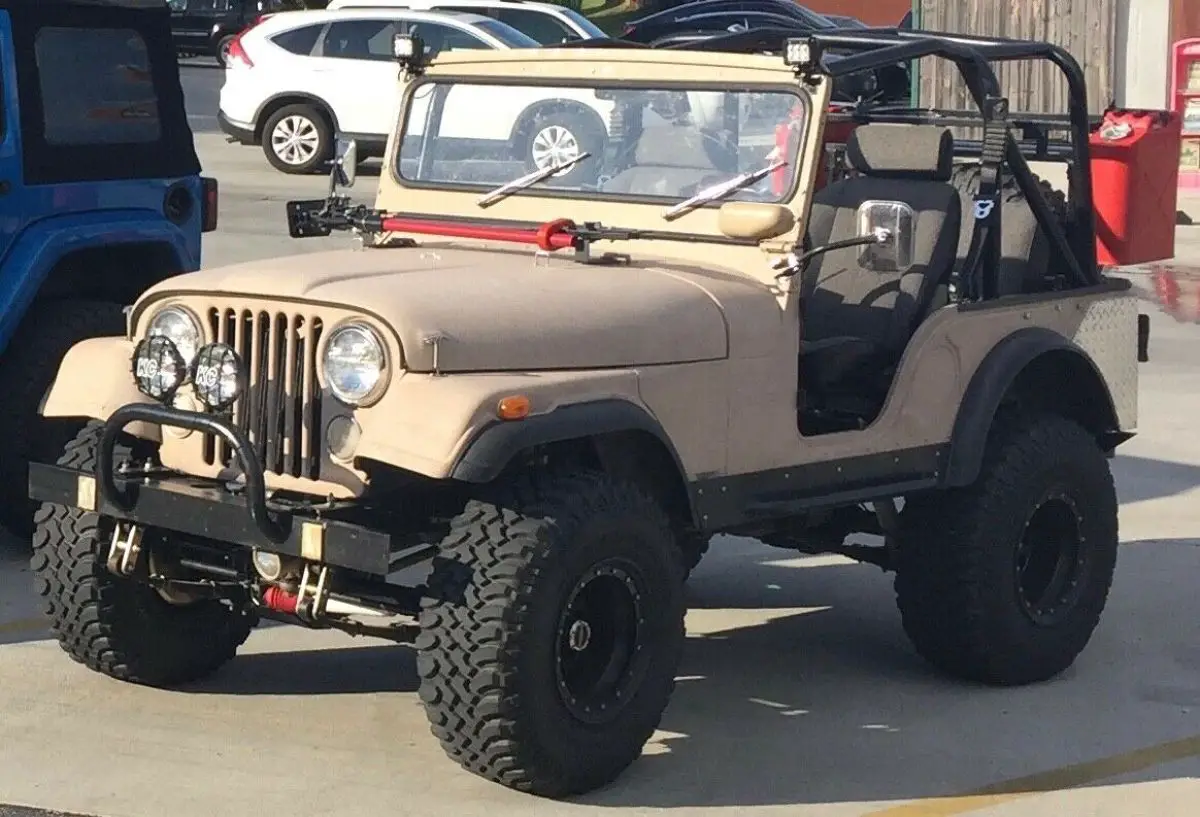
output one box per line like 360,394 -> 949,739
324,0 -> 609,43
218,8 -> 548,173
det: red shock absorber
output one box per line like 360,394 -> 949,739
261,585 -> 299,615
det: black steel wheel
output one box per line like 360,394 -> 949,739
417,468 -> 686,798
896,411 -> 1118,686
555,559 -> 649,724
1014,493 -> 1088,626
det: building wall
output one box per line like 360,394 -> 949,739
916,0 -> 1118,115
1116,0 -> 1171,109
802,0 -> 910,26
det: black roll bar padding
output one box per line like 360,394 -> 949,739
98,403 -> 291,544
958,95 -> 1009,301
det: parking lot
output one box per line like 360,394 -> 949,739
2,62 -> 1200,817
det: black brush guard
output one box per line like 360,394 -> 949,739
27,403 -> 395,577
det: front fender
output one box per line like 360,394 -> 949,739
40,337 -> 162,443
352,369 -> 645,480
0,209 -> 196,353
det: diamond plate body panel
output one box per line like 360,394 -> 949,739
1071,293 -> 1139,431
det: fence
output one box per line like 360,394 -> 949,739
916,0 -> 1118,117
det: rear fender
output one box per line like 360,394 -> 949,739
0,210 -> 195,354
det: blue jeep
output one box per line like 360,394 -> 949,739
0,0 -> 216,535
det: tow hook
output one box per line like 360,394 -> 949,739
107,522 -> 144,576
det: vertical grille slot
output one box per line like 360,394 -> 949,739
202,306 -> 325,480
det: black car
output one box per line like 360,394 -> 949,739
168,0 -> 307,65
823,14 -> 868,28
620,0 -> 835,40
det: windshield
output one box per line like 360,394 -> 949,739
396,80 -> 805,206
474,20 -> 542,48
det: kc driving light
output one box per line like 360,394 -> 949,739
147,305 -> 202,366
133,335 -> 187,401
323,323 -> 386,406
192,343 -> 244,410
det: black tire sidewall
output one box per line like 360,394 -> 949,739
0,301 -> 124,536
31,422 -> 252,686
417,471 -> 686,796
262,104 -> 332,175
897,414 -> 1118,684
216,35 -> 236,67
972,448 -> 1117,650
517,503 -> 683,773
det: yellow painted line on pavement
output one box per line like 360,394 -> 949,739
864,733 -> 1200,816
0,616 -> 47,636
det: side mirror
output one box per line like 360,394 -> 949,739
855,200 -> 914,272
332,136 -> 358,190
717,202 -> 795,241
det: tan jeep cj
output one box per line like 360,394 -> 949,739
29,26 -> 1160,798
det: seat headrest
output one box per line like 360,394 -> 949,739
633,127 -> 722,170
846,124 -> 954,181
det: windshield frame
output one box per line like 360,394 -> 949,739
390,74 -> 811,212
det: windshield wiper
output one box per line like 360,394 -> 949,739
476,152 -> 592,208
661,157 -> 788,221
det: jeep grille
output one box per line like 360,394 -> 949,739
202,307 -> 325,480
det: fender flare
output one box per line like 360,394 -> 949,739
450,398 -> 690,486
944,326 -> 1120,487
253,92 -> 342,137
0,211 -> 193,354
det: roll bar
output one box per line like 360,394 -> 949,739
664,25 -> 1101,291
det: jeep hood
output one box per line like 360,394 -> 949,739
141,247 -> 732,372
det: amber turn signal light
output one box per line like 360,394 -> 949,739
497,395 -> 531,420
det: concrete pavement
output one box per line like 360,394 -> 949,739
2,131 -> 1200,817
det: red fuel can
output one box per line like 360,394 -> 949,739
1090,108 -> 1182,266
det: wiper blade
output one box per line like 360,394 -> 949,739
661,157 -> 788,221
476,152 -> 592,208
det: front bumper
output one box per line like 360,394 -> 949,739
28,404 -> 394,577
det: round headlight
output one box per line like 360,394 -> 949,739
132,335 -> 187,401
147,306 -> 202,365
193,343 -> 245,410
323,323 -> 386,406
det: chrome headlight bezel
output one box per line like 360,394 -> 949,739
145,304 -> 203,368
321,320 -> 389,407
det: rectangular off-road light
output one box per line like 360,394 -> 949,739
393,33 -> 421,61
784,37 -> 822,72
